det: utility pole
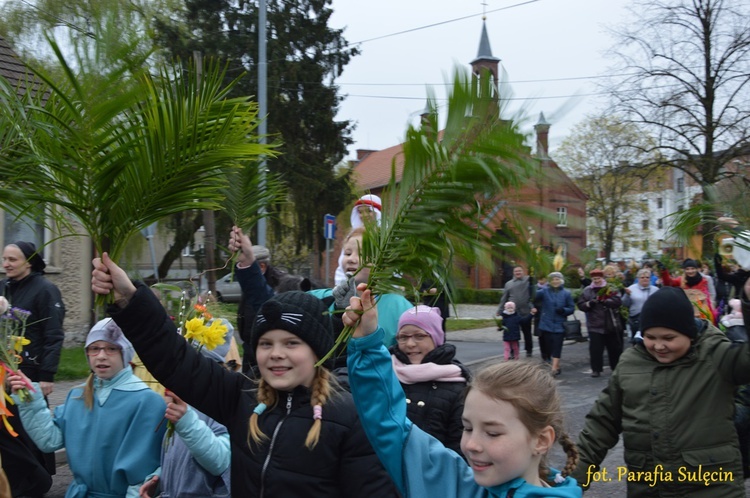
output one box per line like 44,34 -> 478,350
257,0 -> 268,246
195,50 -> 217,293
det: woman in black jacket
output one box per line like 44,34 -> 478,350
390,305 -> 469,455
91,253 -> 396,498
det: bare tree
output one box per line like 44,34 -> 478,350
557,114 -> 660,261
606,0 -> 750,254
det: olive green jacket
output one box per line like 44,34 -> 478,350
573,321 -> 748,497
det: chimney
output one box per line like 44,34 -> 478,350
534,112 -> 550,159
356,149 -> 376,161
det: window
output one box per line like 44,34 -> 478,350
3,211 -> 51,264
623,241 -> 629,252
657,218 -> 663,229
643,240 -> 649,250
556,207 -> 568,227
3,209 -> 45,254
657,197 -> 663,209
677,204 -> 684,212
642,219 -> 649,230
623,221 -> 630,232
182,243 -> 192,257
676,177 -> 684,193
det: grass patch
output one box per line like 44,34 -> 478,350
446,318 -> 496,332
57,347 -> 91,380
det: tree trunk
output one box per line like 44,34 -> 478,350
156,212 -> 204,279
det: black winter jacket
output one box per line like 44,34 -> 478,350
2,272 -> 65,382
577,285 -> 622,334
389,343 -> 469,455
110,283 -> 397,498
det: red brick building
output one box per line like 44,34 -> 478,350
325,22 -> 587,289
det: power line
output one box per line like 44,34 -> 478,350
343,91 -> 606,102
344,0 -> 542,47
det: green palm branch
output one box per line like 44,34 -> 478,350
0,36 -> 275,269
318,68 -> 538,365
221,161 -> 287,231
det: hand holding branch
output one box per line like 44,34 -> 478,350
343,284 -> 379,339
228,226 -> 255,267
92,253 -> 137,308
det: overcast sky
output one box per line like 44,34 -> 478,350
329,0 -> 632,160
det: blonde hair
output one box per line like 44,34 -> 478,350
602,264 -> 618,278
469,361 -> 578,483
82,373 -> 95,410
247,367 -> 336,451
345,226 -> 365,242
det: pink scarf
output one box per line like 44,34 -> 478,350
391,356 -> 467,384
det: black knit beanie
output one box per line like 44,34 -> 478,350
13,241 -> 46,273
681,258 -> 699,269
640,287 -> 698,338
250,291 -> 334,367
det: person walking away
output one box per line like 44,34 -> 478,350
9,318 -> 166,497
344,285 -> 582,497
390,305 -> 469,456
91,254 -> 398,497
572,286 -> 750,497
533,272 -> 575,376
497,265 -> 535,357
622,268 -> 659,340
577,269 -> 623,377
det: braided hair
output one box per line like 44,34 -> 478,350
247,367 -> 335,451
469,361 -> 579,484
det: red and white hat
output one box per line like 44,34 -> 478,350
350,194 -> 382,228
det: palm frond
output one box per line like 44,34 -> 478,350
0,37 -> 274,263
319,68 -> 538,364
221,161 -> 287,231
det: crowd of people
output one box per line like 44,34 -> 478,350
5,222 -> 750,497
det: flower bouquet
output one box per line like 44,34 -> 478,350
0,296 -> 35,437
151,283 -> 229,446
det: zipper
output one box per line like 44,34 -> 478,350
259,392 -> 293,498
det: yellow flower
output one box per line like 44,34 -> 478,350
184,317 -> 207,342
12,336 -> 30,353
201,319 -> 228,351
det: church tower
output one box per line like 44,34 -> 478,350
470,19 -> 500,88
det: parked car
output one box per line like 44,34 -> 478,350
214,273 -> 242,303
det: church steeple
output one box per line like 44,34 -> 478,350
470,19 -> 500,87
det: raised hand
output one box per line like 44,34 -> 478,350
228,226 -> 255,267
91,252 -> 137,307
344,284 -> 378,339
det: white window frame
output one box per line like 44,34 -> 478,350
556,207 -> 568,227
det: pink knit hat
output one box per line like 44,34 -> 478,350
397,305 -> 444,346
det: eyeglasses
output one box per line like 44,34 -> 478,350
396,333 -> 431,343
85,345 -> 121,356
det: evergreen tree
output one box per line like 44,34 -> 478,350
155,0 -> 359,253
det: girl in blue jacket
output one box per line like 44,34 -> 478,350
344,286 -> 582,498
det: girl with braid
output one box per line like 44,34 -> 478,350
345,285 -> 582,498
90,253 -> 396,498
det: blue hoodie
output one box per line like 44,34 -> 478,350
348,329 -> 582,498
